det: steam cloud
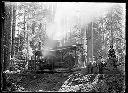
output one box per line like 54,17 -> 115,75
46,2 -> 123,40
43,2 -> 125,57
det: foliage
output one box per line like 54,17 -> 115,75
15,3 -> 55,60
103,5 -> 125,66
59,72 -> 125,92
91,4 -> 125,64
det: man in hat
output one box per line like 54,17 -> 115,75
98,56 -> 103,74
108,45 -> 117,68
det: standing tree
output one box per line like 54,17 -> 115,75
103,4 -> 125,67
2,2 -> 13,70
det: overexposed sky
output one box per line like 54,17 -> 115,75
15,2 -> 125,40
48,2 -> 125,40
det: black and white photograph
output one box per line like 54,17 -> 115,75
1,2 -> 126,92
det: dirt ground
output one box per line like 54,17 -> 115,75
6,71 -> 71,92
3,67 -> 125,92
23,73 -> 71,91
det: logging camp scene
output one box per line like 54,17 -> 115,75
2,2 -> 126,92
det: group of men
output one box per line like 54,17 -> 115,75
87,45 -> 117,74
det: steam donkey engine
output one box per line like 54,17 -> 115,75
29,44 -> 83,71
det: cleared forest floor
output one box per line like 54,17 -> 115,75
4,67 -> 125,92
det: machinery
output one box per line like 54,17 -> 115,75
28,44 -> 84,71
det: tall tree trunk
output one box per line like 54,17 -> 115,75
86,25 -> 89,65
18,29 -> 20,56
87,23 -> 93,64
84,26 -> 88,66
92,22 -> 93,63
1,2 -> 5,72
3,3 -> 12,70
12,5 -> 16,58
23,4 -> 27,62
111,14 -> 113,47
